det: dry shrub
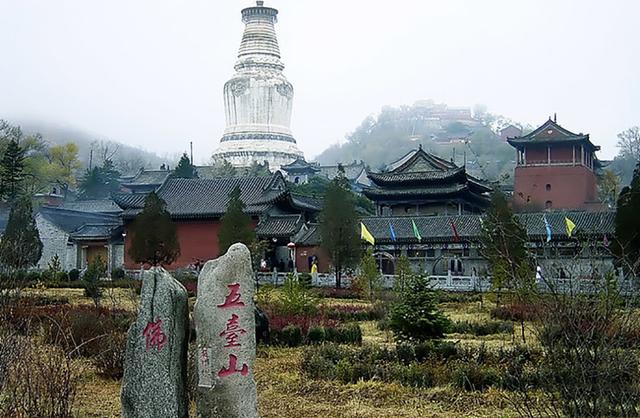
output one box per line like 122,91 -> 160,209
0,326 -> 80,418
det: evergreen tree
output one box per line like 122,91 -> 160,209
480,190 -> 533,304
78,159 -> 122,199
247,160 -> 270,177
0,139 -> 26,202
128,192 -> 180,266
213,160 -> 237,178
354,248 -> 382,301
171,153 -> 198,179
614,161 -> 640,276
319,168 -> 360,288
389,274 -> 451,342
218,186 -> 255,255
0,196 -> 43,271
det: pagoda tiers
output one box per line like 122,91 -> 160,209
363,147 -> 492,217
507,118 -> 601,211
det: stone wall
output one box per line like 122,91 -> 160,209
36,214 -> 72,270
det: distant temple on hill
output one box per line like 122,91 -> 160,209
508,117 -> 602,211
362,146 -> 492,216
211,1 -> 304,171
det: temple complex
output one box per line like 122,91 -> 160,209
362,147 -> 492,216
212,1 -> 304,171
508,118 -> 601,211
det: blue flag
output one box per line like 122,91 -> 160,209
388,222 -> 397,242
543,214 -> 552,243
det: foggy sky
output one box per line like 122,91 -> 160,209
0,0 -> 638,163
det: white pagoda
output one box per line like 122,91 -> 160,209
212,1 -> 304,171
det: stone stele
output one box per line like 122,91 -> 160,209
121,267 -> 189,418
194,243 -> 258,418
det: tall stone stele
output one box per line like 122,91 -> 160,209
121,267 -> 189,418
211,1 -> 304,171
194,243 -> 258,418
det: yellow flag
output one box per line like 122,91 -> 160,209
565,216 -> 576,237
360,222 -> 375,245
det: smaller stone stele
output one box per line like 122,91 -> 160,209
194,243 -> 258,418
121,267 -> 189,418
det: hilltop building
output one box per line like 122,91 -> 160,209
212,1 -> 304,171
507,118 -> 601,211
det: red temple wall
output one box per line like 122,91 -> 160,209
513,165 -> 598,210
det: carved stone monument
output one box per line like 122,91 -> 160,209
121,267 -> 189,418
194,243 -> 258,418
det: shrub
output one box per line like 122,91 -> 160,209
277,325 -> 303,347
307,325 -> 326,344
490,303 -> 539,322
55,271 -> 69,282
68,269 -> 80,281
111,267 -> 125,280
388,275 -> 450,342
323,302 -> 386,321
298,273 -> 312,288
0,328 -> 79,418
449,320 -> 514,336
452,363 -> 501,391
83,257 -> 105,306
312,287 -> 360,300
92,332 -> 127,379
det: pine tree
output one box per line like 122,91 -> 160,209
319,168 -> 360,288
480,190 -> 532,302
218,186 -> 255,255
0,196 -> 43,271
213,160 -> 237,178
78,159 -> 122,199
128,192 -> 180,266
171,153 -> 198,179
0,139 -> 26,202
614,161 -> 640,276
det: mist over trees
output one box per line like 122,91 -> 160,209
315,103 -> 517,183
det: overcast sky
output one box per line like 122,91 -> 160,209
1,0 -> 638,162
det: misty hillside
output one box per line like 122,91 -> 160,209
15,120 -> 168,175
315,102 -> 519,183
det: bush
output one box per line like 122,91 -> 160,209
68,269 -> 80,281
55,271 -> 69,282
307,325 -> 326,344
490,303 -> 539,322
0,328 -> 79,418
449,320 -> 514,336
91,332 -> 127,379
298,273 -> 312,288
388,275 -> 451,342
111,267 -> 125,280
452,363 -> 501,391
278,325 -> 303,347
323,302 -> 387,321
83,257 -> 105,306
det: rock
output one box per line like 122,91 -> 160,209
121,267 -> 189,418
194,243 -> 258,418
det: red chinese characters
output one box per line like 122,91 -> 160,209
217,283 -> 245,309
142,318 -> 167,352
218,354 -> 249,378
219,314 -> 247,348
216,282 -> 250,378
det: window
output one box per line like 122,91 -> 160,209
545,200 -> 553,209
546,184 -> 551,191
294,177 -> 300,184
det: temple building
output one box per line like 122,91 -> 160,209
362,147 -> 492,216
508,118 -> 601,211
212,1 -> 304,171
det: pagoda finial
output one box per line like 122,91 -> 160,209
418,143 -> 423,150
257,1 -> 264,6
554,113 -> 557,123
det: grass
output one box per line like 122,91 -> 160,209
19,287 -> 520,417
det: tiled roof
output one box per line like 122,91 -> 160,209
290,194 -> 322,211
115,172 -> 298,219
318,162 -> 366,181
122,169 -> 171,187
60,199 -> 123,214
368,167 -> 466,185
363,184 -> 469,198
507,118 -> 599,150
360,211 -> 615,244
70,223 -> 123,240
38,206 -> 121,236
386,147 -> 456,173
255,215 -> 302,238
280,158 -> 320,173
295,223 -> 321,246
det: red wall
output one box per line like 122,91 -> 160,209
124,220 -> 222,269
513,165 -> 598,210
